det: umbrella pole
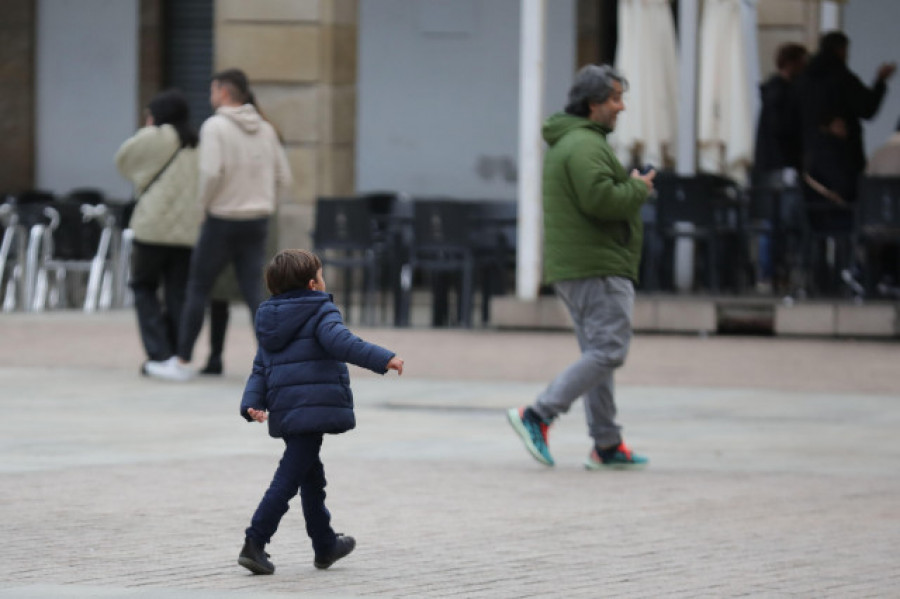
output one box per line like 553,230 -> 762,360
677,0 -> 700,176
516,0 -> 546,301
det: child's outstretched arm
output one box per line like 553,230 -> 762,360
316,307 -> 398,374
240,348 -> 269,421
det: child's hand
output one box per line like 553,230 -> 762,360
247,408 -> 268,423
387,356 -> 404,376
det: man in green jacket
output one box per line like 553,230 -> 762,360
508,64 -> 655,469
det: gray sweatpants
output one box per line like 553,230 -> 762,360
533,276 -> 634,448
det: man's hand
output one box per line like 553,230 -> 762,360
826,117 -> 848,139
387,356 -> 404,376
247,408 -> 268,423
631,168 -> 656,193
877,62 -> 897,82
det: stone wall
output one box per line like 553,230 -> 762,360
0,0 -> 35,195
214,0 -> 358,251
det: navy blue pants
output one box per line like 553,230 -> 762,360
245,434 -> 338,556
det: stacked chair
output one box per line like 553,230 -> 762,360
4,189 -> 132,312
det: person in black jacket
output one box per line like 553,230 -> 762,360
237,249 -> 404,576
755,43 -> 808,172
753,43 -> 808,290
797,31 -> 896,207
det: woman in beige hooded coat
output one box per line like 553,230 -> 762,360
115,89 -> 201,372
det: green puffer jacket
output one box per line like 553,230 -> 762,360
541,112 -> 649,284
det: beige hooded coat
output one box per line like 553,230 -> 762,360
197,104 -> 292,220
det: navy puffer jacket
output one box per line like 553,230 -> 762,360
240,289 -> 395,437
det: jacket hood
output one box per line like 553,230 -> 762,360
542,112 -> 608,146
217,104 -> 262,134
255,290 -> 330,352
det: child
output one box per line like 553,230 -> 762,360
238,249 -> 404,575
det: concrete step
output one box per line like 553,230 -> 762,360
491,295 -> 900,338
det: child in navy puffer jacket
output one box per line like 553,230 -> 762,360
238,249 -> 404,576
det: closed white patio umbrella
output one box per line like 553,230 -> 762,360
613,0 -> 679,170
697,0 -> 760,183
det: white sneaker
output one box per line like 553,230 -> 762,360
144,356 -> 194,382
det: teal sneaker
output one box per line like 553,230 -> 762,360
507,407 -> 555,466
584,442 -> 648,470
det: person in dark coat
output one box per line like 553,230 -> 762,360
755,43 -> 808,172
753,43 -> 808,290
796,31 -> 896,208
237,249 -> 404,576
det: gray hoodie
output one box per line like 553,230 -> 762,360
197,104 -> 293,220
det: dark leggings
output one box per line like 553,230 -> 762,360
129,241 -> 192,361
206,299 -> 230,363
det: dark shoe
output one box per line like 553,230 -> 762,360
314,534 -> 356,570
238,538 -> 275,575
200,357 -> 223,376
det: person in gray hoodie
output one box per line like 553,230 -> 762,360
146,69 -> 292,382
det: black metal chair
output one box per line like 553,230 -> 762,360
470,200 -> 517,323
0,196 -> 27,311
24,190 -> 118,312
312,197 -> 384,324
654,173 -> 723,293
9,191 -> 54,310
854,176 -> 900,296
404,199 -> 478,327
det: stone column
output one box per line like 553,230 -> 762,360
0,0 -> 36,194
214,0 -> 358,251
757,0 -> 823,75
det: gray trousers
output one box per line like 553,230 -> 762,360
533,276 -> 634,448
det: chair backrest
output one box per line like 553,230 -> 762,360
66,188 -> 105,206
412,199 -> 477,249
55,197 -> 113,260
13,190 -> 55,229
856,176 -> 900,235
655,173 -> 739,230
655,174 -> 713,228
470,199 -> 517,251
362,191 -> 397,217
15,190 -> 55,205
313,197 -> 375,250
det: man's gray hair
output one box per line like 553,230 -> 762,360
564,64 -> 628,118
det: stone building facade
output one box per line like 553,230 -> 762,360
0,0 -> 861,253
0,0 -> 36,195
209,0 -> 358,249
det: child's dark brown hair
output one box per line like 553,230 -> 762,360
264,249 -> 322,295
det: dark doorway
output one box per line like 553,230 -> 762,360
162,0 -> 214,131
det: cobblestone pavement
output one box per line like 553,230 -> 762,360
1,310 -> 899,598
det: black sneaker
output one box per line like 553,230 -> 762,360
200,357 -> 223,375
238,538 -> 275,575
314,534 -> 356,570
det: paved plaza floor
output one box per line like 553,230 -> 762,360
1,310 -> 899,598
